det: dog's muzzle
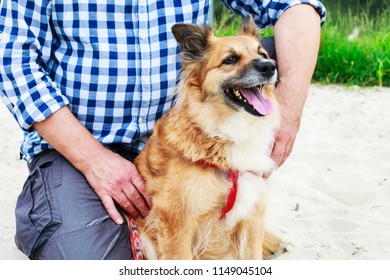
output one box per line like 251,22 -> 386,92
223,59 -> 277,117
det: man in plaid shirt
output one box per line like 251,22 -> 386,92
0,0 -> 326,259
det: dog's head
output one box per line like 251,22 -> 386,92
172,15 -> 277,119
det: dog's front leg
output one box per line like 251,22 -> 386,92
262,230 -> 286,259
157,215 -> 195,260
234,218 -> 265,260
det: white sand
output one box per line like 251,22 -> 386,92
0,98 -> 28,260
1,84 -> 389,260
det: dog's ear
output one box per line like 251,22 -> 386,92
239,15 -> 260,38
172,23 -> 211,61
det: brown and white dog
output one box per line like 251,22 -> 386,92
134,15 -> 283,260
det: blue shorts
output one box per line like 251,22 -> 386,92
15,147 -> 137,260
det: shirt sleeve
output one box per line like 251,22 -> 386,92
0,0 -> 69,132
221,0 -> 327,28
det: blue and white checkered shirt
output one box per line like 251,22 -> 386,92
0,0 -> 326,162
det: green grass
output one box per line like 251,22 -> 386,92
314,8 -> 390,87
213,3 -> 390,87
213,6 -> 274,38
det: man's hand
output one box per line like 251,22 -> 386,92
82,148 -> 152,224
270,106 -> 300,168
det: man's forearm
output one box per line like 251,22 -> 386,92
274,4 -> 321,117
266,4 -> 321,169
32,106 -> 106,173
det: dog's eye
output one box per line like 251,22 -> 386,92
259,52 -> 268,59
223,55 -> 239,65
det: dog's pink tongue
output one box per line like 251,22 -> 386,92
240,87 -> 274,116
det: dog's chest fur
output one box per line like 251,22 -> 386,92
219,112 -> 278,172
196,114 -> 278,258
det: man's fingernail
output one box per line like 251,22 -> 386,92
116,218 -> 123,224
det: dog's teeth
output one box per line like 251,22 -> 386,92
234,89 -> 240,97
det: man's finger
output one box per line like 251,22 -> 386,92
100,194 -> 123,224
122,185 -> 149,218
131,172 -> 153,209
280,139 -> 294,166
262,172 -> 271,179
113,189 -> 142,218
271,138 -> 286,167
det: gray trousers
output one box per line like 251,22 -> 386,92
15,147 -> 137,260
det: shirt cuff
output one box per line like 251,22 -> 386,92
268,0 -> 327,27
14,88 -> 69,132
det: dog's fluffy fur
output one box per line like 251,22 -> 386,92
134,16 -> 283,260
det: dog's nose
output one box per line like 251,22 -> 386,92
254,60 -> 276,79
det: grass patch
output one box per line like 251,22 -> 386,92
213,5 -> 273,38
315,7 -> 390,87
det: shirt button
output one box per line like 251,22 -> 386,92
140,32 -> 146,40
138,117 -> 143,124
142,76 -> 150,84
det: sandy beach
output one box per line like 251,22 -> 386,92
0,84 -> 389,260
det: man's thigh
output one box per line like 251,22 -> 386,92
15,149 -> 132,260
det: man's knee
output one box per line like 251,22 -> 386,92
15,149 -> 132,260
37,218 -> 132,260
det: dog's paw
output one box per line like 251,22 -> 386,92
262,230 -> 291,259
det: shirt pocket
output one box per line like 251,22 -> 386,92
15,159 -> 62,258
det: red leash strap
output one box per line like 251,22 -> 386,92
127,216 -> 144,260
219,169 -> 239,219
196,159 -> 221,170
196,159 -> 239,219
